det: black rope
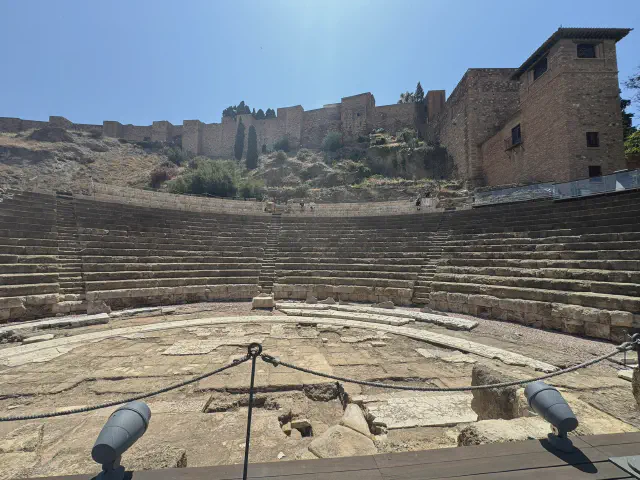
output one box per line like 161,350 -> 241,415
0,356 -> 250,422
261,339 -> 637,392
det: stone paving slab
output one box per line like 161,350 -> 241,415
275,302 -> 478,331
0,313 -> 110,340
415,348 -> 477,364
618,369 -> 633,381
353,392 -> 477,429
277,308 -> 411,326
0,315 -> 558,372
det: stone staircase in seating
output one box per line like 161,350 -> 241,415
54,191 -> 87,315
412,211 -> 452,304
258,213 -> 282,294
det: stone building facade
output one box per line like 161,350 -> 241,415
474,28 -> 631,186
0,28 -> 631,188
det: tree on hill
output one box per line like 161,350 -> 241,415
414,82 -> 425,103
398,91 -> 415,104
234,118 -> 245,160
255,109 -> 266,120
625,66 -> 640,103
622,99 -> 636,141
265,108 -> 276,119
246,125 -> 258,169
223,101 -> 252,119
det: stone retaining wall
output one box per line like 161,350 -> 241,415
85,183 -> 270,216
429,292 -> 638,342
82,183 -> 445,217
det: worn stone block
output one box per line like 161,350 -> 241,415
584,322 -> 610,339
610,311 -> 633,328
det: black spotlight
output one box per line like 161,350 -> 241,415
524,381 -> 578,452
92,401 -> 151,480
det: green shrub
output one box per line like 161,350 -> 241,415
321,131 -> 342,152
273,137 -> 290,152
168,158 -> 240,197
163,146 -> 191,166
261,144 -> 268,154
89,130 -> 103,139
149,163 -> 177,188
274,150 -> 287,165
349,150 -> 365,161
342,160 -> 371,182
237,177 -> 265,199
397,128 -> 416,144
625,130 -> 640,155
357,135 -> 368,143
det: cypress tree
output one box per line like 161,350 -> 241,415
234,118 -> 245,160
415,82 -> 425,103
247,125 -> 258,169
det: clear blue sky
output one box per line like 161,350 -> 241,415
1,0 -> 638,126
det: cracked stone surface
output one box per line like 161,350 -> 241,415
0,304 -> 636,478
355,392 -> 477,429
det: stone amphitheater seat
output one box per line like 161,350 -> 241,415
273,215 -> 441,305
429,190 -> 640,341
0,191 -> 60,321
73,199 -> 269,310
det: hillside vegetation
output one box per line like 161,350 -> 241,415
0,127 -> 165,192
0,126 -> 463,203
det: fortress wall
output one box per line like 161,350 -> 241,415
103,121 -> 123,138
341,93 -> 375,142
372,103 -> 418,135
301,106 -> 342,148
152,121 -> 174,143
278,106 -> 304,149
21,120 -> 49,130
480,112 -> 523,185
172,125 -> 183,141
201,123 -> 224,157
437,73 -> 472,180
121,124 -> 153,142
0,118 -> 25,133
182,120 -> 202,154
437,69 -> 519,184
72,123 -> 102,133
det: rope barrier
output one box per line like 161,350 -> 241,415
0,355 -> 250,422
0,335 -> 637,421
260,338 -> 638,392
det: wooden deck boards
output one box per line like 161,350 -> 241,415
27,433 -> 640,480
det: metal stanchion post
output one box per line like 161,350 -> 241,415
242,343 -> 262,480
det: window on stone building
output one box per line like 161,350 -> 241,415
511,124 -> 522,146
589,165 -> 602,178
586,132 -> 600,148
533,57 -> 548,81
577,43 -> 597,58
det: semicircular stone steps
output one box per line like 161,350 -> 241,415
275,301 -> 478,331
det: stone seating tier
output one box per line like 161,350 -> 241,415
427,190 -> 640,341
